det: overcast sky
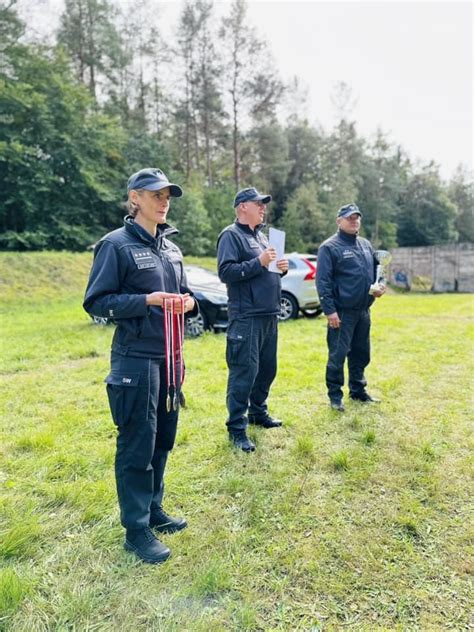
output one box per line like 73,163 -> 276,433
22,0 -> 473,180
245,1 -> 472,180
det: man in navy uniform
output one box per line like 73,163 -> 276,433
217,188 -> 289,452
316,203 -> 386,412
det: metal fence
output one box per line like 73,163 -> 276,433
388,243 -> 474,292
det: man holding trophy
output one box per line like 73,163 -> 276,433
316,204 -> 389,412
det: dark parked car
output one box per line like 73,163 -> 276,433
183,265 -> 228,337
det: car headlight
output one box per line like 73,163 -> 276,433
199,291 -> 228,305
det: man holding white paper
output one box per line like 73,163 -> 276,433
268,227 -> 286,273
217,187 -> 289,452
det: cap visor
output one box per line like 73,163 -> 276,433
340,211 -> 361,218
256,194 -> 272,204
142,181 -> 183,197
169,184 -> 183,198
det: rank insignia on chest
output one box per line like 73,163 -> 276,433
132,249 -> 156,269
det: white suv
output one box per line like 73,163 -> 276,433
279,253 -> 322,321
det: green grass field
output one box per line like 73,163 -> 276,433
0,252 -> 473,631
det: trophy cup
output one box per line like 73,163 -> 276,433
369,250 -> 392,295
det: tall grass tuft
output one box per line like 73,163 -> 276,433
363,430 -> 376,445
421,443 -> 436,461
16,432 -> 54,451
396,515 -> 420,539
0,520 -> 42,559
331,450 -> 349,471
293,436 -> 316,464
0,568 -> 29,616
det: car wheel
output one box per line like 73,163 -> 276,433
279,292 -> 299,321
301,307 -> 323,318
185,312 -> 208,337
91,316 -> 110,325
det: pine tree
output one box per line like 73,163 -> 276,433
398,164 -> 458,246
219,0 -> 283,189
57,0 -> 125,101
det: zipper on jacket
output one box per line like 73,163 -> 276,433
152,234 -> 180,293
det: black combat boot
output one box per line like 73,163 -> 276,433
124,527 -> 171,564
350,393 -> 380,403
248,414 -> 283,428
228,430 -> 256,452
150,507 -> 187,534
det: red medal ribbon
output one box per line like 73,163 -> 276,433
164,296 -> 186,411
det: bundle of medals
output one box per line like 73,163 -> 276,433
163,296 -> 185,412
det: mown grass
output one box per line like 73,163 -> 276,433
0,252 -> 473,630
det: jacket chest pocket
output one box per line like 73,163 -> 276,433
339,252 -> 358,272
161,250 -> 182,289
105,372 -> 140,427
246,236 -> 263,256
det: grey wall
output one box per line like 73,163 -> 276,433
388,243 -> 474,292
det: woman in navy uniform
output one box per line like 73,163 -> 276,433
84,168 -> 197,564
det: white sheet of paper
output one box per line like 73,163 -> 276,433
268,227 -> 286,274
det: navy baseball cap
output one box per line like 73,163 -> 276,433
127,168 -> 183,197
337,203 -> 362,218
233,187 -> 272,208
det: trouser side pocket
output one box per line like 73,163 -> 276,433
105,372 -> 140,428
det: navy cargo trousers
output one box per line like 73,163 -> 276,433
225,315 -> 278,432
326,308 -> 371,402
105,352 -> 180,530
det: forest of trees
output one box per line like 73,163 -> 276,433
0,0 -> 472,254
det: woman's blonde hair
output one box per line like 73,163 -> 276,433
126,189 -> 144,217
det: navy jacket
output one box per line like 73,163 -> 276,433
316,229 -> 377,315
83,216 -> 196,358
217,221 -> 282,321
